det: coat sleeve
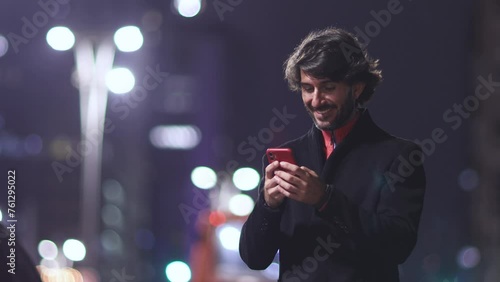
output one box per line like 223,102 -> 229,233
239,156 -> 283,270
317,143 -> 426,264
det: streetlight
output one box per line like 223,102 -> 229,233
113,26 -> 144,52
46,25 -> 143,267
46,26 -> 75,51
105,67 -> 136,94
174,0 -> 202,18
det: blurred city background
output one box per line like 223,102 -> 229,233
0,0 -> 498,281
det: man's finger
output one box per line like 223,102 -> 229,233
279,162 -> 307,179
274,176 -> 300,195
300,166 -> 318,177
265,161 -> 280,179
275,170 -> 305,187
277,186 -> 292,198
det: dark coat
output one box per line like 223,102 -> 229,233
239,109 -> 426,282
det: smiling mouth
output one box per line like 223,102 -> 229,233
315,107 -> 334,115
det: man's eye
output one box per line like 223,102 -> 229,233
302,86 -> 314,93
323,85 -> 336,91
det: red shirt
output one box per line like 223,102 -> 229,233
320,112 -> 360,159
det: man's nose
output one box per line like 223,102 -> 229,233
311,90 -> 324,108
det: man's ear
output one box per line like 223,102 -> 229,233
352,82 -> 366,99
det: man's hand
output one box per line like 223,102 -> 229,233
263,161 -> 286,208
273,162 -> 326,206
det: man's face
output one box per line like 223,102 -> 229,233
300,70 -> 362,130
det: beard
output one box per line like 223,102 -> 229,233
306,87 -> 358,131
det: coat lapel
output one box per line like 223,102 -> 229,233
318,109 -> 386,183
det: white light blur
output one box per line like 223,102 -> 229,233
233,167 -> 260,191
46,26 -> 75,51
0,209 -> 2,221
217,225 -> 241,251
62,239 -> 86,261
228,194 -> 254,216
38,240 -> 58,260
165,261 -> 191,282
174,0 -> 201,18
40,258 -> 59,269
106,67 -> 135,94
457,246 -> 481,269
114,26 -> 144,52
55,250 -> 72,268
191,166 -> 217,189
0,35 -> 8,57
149,125 -> 201,150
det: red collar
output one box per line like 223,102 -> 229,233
321,112 -> 360,148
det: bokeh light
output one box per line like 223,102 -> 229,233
106,67 -> 135,94
174,0 -> 202,18
46,26 -> 75,51
78,267 -> 99,282
191,166 -> 217,189
457,246 -> 481,269
228,194 -> 254,216
38,267 -> 83,282
40,259 -> 59,269
209,211 -> 226,227
0,35 -> 8,57
165,261 -> 192,282
49,136 -> 72,160
114,26 -> 144,52
233,167 -> 260,191
38,240 -> 58,260
102,179 -> 125,205
217,225 -> 240,251
62,239 -> 86,261
101,229 -> 123,253
149,125 -> 201,150
101,204 -> 123,227
458,168 -> 479,191
24,134 -> 43,155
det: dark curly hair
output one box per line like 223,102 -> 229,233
284,27 -> 383,106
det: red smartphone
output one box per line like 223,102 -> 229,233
266,148 -> 297,165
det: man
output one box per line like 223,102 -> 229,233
239,27 -> 426,282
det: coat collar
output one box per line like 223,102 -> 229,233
306,108 -> 390,181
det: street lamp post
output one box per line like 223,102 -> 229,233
47,26 -> 142,268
